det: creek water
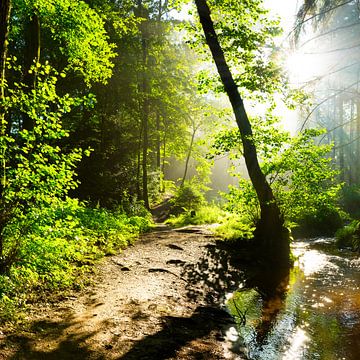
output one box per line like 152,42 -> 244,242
226,239 -> 360,360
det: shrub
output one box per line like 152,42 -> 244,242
292,205 -> 344,238
166,204 -> 227,227
340,185 -> 360,218
335,221 -> 360,251
170,182 -> 206,215
214,214 -> 255,241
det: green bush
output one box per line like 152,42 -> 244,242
214,214 -> 255,241
340,185 -> 360,218
166,204 -> 227,227
335,221 -> 360,251
292,205 -> 344,238
169,182 -> 206,215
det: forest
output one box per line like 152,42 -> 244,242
0,0 -> 359,359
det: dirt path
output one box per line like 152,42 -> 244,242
0,225 -> 245,360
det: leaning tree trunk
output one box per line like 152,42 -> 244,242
194,0 -> 289,265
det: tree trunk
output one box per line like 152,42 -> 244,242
181,121 -> 197,187
337,94 -> 345,181
0,0 -> 11,117
156,111 -> 161,169
138,0 -> 150,210
22,14 -> 41,131
357,100 -> 360,183
156,111 -> 164,193
136,123 -> 142,200
161,128 -> 167,193
0,0 -> 11,269
194,0 -> 289,265
141,90 -> 150,209
0,0 -> 11,195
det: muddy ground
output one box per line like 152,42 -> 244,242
0,225 -> 246,360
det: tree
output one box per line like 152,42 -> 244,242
0,0 -> 11,195
194,0 -> 290,265
6,0 -> 115,132
0,0 -> 11,116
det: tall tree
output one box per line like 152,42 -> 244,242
0,0 -> 11,191
22,13 -> 40,131
194,0 -> 290,264
0,0 -> 11,108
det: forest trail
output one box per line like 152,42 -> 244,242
0,225 -> 241,360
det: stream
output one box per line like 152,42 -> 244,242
226,238 -> 360,360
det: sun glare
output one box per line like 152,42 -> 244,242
285,50 -> 329,85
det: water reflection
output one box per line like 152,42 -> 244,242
227,239 -> 360,360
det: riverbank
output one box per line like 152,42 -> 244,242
0,225 -> 242,360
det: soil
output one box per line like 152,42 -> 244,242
0,225 -> 246,360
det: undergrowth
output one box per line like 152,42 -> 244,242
335,220 -> 360,252
166,204 -> 255,241
165,204 -> 227,227
214,214 -> 255,241
0,198 -> 152,324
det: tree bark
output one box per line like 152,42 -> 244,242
181,120 -> 197,187
357,100 -> 360,183
194,0 -> 289,264
138,0 -> 150,210
0,0 -> 11,113
336,94 -> 345,181
0,0 -> 11,193
156,111 -> 161,170
22,14 -> 41,131
0,0 -> 12,272
161,127 -> 167,193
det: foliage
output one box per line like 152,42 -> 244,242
0,198 -> 152,323
214,213 -> 256,241
166,204 -> 227,227
340,185 -> 360,218
0,63 -> 90,273
210,114 -> 342,231
165,202 -> 255,241
169,181 -> 206,214
11,0 -> 116,85
184,0 -> 283,97
293,206 -> 344,238
335,220 -> 360,252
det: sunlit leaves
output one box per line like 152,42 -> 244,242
209,114 -> 341,225
184,0 -> 283,96
11,0 -> 116,85
0,61 -> 96,273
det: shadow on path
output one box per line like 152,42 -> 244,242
116,306 -> 234,360
3,315 -> 106,360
